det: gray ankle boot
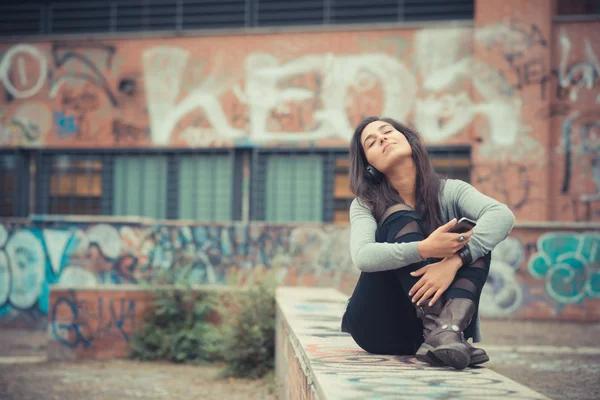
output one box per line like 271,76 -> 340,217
416,298 -> 488,368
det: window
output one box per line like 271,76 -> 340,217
330,146 -> 472,224
264,154 -> 324,222
35,150 -> 241,220
178,153 -> 236,221
112,155 -> 167,219
0,152 -> 29,217
557,0 -> 600,16
251,150 -> 336,222
429,146 -> 472,183
47,156 -> 104,215
333,158 -> 353,224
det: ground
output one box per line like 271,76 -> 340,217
0,330 -> 277,400
481,319 -> 600,400
0,320 -> 599,399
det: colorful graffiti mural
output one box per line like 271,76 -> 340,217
0,221 -> 599,325
528,232 -> 600,304
0,221 -> 355,324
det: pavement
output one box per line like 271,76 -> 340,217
479,319 -> 600,400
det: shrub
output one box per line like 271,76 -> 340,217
219,266 -> 278,379
129,285 -> 223,364
130,264 -> 280,380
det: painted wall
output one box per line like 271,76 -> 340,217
550,22 -> 600,222
0,220 -> 598,329
1,1 -> 599,329
48,287 -> 153,360
1,16 -> 598,221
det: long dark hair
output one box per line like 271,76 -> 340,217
349,116 -> 443,235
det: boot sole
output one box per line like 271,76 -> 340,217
418,344 -> 489,367
429,346 -> 470,370
416,343 -> 444,366
470,353 -> 489,365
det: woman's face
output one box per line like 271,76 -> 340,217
360,120 -> 412,173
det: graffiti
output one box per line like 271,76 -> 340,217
0,102 -> 52,145
112,119 -> 149,144
0,222 -> 354,319
475,163 -> 535,211
53,110 -> 78,136
49,43 -> 119,106
143,47 -> 244,146
480,237 -> 525,318
242,52 -> 417,142
558,28 -> 600,103
118,78 -> 136,95
0,44 -> 47,99
561,112 -> 600,205
51,291 -> 136,348
0,219 -> 599,323
277,289 -> 547,400
476,21 -> 547,50
528,233 -> 600,304
11,102 -> 52,143
4,231 -> 46,310
413,27 -> 543,160
42,229 -> 73,275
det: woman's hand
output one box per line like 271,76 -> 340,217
408,255 -> 463,306
417,219 -> 473,259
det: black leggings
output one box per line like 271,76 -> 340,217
343,208 -> 491,355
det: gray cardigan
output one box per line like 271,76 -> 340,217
349,179 -> 516,342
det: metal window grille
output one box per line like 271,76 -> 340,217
0,150 -> 29,217
250,148 -> 344,222
250,146 -> 471,223
34,149 -> 242,220
557,0 -> 600,16
0,0 -> 474,37
7,146 -> 469,222
429,145 -> 472,183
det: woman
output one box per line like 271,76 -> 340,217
341,117 -> 515,370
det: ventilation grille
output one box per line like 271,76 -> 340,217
0,0 -> 474,37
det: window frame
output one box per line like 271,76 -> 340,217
0,149 -> 30,217
249,147 -> 346,222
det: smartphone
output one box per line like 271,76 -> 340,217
449,217 -> 477,234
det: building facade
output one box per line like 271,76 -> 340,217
0,0 -> 599,330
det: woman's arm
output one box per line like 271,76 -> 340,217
446,179 -> 516,261
349,198 -> 423,272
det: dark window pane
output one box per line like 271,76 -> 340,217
48,156 -> 103,215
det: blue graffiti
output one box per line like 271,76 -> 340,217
53,111 -> 77,136
528,233 -> 600,304
51,291 -> 136,348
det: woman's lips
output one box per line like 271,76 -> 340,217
383,143 -> 395,153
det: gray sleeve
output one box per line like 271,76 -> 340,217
445,179 -> 516,260
349,198 -> 424,272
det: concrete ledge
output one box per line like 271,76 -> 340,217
275,287 -> 550,400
